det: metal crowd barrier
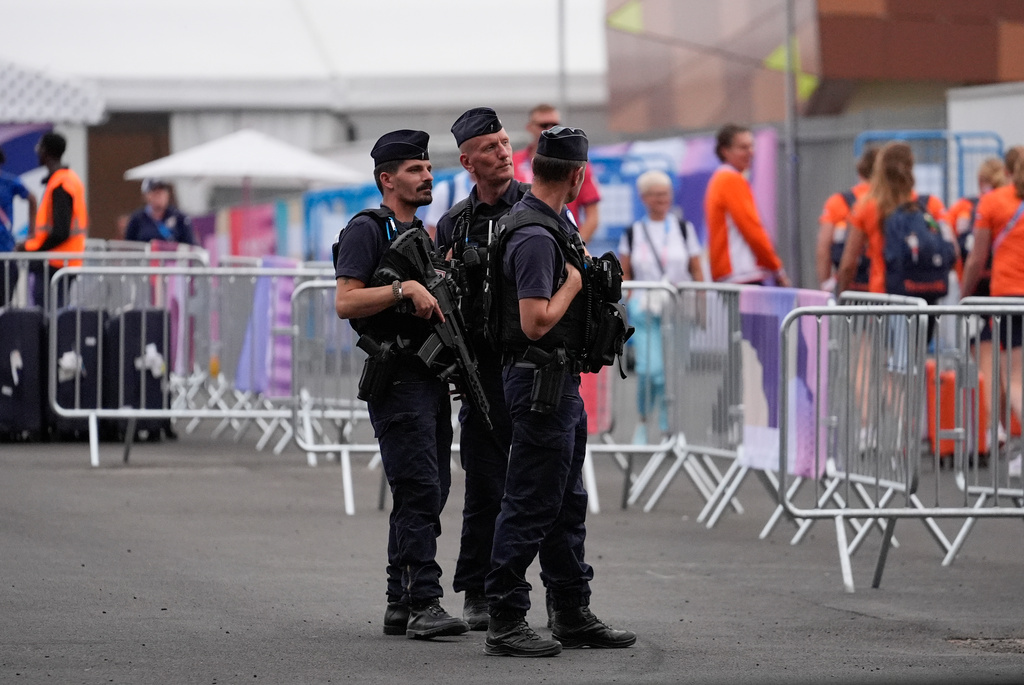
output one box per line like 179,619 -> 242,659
778,301 -> 1024,592
626,282 -> 746,519
289,279 -> 375,515
0,249 -> 209,311
577,281 -> 686,513
45,264 -> 333,467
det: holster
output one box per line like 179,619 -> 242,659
519,346 -> 569,414
356,335 -> 397,402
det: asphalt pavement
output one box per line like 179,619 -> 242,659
2,426 -> 1022,685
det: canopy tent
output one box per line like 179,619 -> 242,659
123,128 -> 368,187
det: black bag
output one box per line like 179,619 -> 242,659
102,309 -> 170,441
0,307 -> 46,439
582,252 -> 634,376
50,308 -> 104,439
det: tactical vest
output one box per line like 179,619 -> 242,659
342,207 -> 434,347
446,181 -> 530,351
495,209 -> 589,357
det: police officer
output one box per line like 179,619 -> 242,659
333,130 -> 469,640
435,107 -> 530,630
125,178 -> 196,245
484,126 -> 636,657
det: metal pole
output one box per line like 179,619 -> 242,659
784,0 -> 801,286
557,0 -> 568,116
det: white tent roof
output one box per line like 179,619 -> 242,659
124,129 -> 368,186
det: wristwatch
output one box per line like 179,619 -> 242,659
391,280 -> 403,305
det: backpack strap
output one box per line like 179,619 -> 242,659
840,190 -> 857,210
915,194 -> 930,213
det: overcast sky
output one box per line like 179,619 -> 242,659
2,0 -> 607,80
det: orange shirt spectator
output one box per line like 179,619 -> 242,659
972,183 -> 1024,297
847,192 -> 946,294
705,124 -> 788,286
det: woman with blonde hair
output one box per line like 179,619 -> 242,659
619,169 -> 703,443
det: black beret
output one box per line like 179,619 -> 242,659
536,126 -> 589,161
371,129 -> 430,165
451,107 -> 503,147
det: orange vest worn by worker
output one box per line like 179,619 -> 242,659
24,167 -> 88,267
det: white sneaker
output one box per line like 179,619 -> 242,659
632,424 -> 647,445
1008,455 -> 1022,479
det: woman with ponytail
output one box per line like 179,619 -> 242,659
836,142 -> 947,298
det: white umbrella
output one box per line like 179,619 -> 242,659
123,128 -> 368,186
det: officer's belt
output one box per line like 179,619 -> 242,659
503,346 -> 583,374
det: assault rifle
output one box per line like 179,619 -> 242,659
374,228 -> 493,429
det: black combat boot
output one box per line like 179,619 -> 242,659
550,605 -> 637,649
484,616 -> 562,657
463,592 -> 489,631
382,601 -> 409,636
405,599 -> 469,639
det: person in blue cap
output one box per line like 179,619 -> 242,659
333,129 -> 469,640
435,107 -> 531,630
125,178 -> 196,245
484,126 -> 636,657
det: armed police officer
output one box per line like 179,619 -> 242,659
435,107 -> 530,631
333,130 -> 469,640
484,126 -> 636,657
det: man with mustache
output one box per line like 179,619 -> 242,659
334,130 -> 469,640
434,107 -> 531,630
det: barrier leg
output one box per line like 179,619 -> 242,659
847,487 -> 897,556
583,451 -> 600,514
836,515 -> 855,593
705,465 -> 749,528
760,476 -> 805,539
122,417 -> 137,465
941,493 -> 988,566
341,447 -> 355,516
302,407 -> 317,467
696,459 -> 741,522
628,450 -> 668,505
89,413 -> 100,468
871,517 -> 898,589
643,453 -> 686,512
700,454 -> 745,515
909,493 -> 954,556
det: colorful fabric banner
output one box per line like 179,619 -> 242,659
737,287 -> 830,477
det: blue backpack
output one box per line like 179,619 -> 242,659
883,195 -> 955,298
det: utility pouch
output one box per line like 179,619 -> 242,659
525,347 -> 568,414
356,335 -> 395,402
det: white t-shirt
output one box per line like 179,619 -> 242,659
617,213 -> 702,283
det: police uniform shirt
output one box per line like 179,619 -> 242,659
435,179 -> 530,256
502,192 -> 577,299
333,205 -> 421,283
125,206 -> 195,244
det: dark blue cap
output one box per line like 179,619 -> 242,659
371,129 -> 430,165
536,126 -> 588,161
451,107 -> 503,147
